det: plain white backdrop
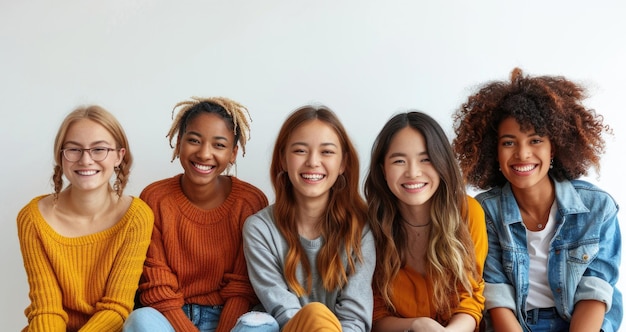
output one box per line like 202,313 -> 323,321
1,1 -> 624,330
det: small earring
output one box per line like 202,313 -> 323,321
550,159 -> 554,169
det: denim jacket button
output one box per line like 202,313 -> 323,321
582,254 -> 589,261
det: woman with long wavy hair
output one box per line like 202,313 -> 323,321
237,105 -> 376,332
365,111 -> 487,332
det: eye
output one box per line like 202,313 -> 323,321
186,138 -> 200,144
530,138 -> 543,144
66,148 -> 82,153
292,148 -> 306,154
501,140 -> 514,147
322,149 -> 336,155
420,157 -> 431,163
391,158 -> 406,165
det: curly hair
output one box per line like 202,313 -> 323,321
452,67 -> 611,190
364,111 -> 478,321
270,105 -> 368,296
52,105 -> 132,197
167,96 -> 252,161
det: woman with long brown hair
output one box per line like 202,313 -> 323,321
239,105 -> 376,332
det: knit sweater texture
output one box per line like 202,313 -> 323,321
138,174 -> 268,332
18,195 -> 154,332
372,196 -> 488,328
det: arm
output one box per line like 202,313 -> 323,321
570,195 -> 621,332
489,307 -> 523,332
216,195 -> 268,332
18,204 -> 68,331
242,212 -> 304,328
450,197 -> 488,329
480,200 -> 523,331
138,192 -> 198,332
334,227 -> 376,332
80,199 -> 154,332
570,300 -> 605,332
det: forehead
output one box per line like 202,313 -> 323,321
288,119 -> 340,144
387,127 -> 426,152
185,112 -> 235,137
64,119 -> 114,143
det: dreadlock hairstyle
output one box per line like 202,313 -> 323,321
452,67 -> 611,190
364,111 -> 478,322
52,105 -> 132,197
167,96 -> 252,162
270,105 -> 368,296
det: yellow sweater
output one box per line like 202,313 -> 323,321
17,195 -> 154,332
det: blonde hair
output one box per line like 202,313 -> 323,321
52,105 -> 132,197
166,96 -> 252,161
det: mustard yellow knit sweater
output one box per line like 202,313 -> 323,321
17,195 -> 154,332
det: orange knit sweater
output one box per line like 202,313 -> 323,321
18,196 -> 154,332
138,174 -> 268,332
372,196 -> 488,328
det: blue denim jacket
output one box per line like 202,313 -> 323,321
477,178 -> 622,332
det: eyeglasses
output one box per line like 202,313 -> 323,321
61,147 -> 118,162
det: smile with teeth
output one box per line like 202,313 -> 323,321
76,170 -> 98,176
512,164 -> 537,172
192,162 -> 214,171
403,183 -> 426,190
301,173 -> 325,181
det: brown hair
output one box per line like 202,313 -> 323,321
452,67 -> 611,189
270,105 -> 368,296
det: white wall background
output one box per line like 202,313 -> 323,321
2,1 -> 624,330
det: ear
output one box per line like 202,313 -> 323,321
115,148 -> 126,167
339,154 -> 346,175
230,145 -> 239,164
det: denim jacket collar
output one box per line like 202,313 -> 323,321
499,177 -> 589,227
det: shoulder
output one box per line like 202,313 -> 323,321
17,195 -> 48,227
140,175 -> 181,200
557,179 -> 618,214
243,206 -> 275,232
229,176 -> 269,206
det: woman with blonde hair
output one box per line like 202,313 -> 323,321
18,105 -> 154,331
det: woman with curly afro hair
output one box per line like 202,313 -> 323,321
452,68 -> 622,332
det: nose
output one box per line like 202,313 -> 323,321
305,153 -> 320,167
515,144 -> 531,160
78,149 -> 94,164
197,143 -> 214,160
405,161 -> 423,178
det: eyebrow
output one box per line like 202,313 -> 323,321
186,131 -> 230,141
290,142 -> 338,148
387,151 -> 428,158
498,132 -> 540,140
63,140 -> 112,147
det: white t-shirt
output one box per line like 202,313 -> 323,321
525,201 -> 557,310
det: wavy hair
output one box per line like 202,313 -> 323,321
364,111 -> 477,321
452,67 -> 611,190
52,105 -> 132,197
270,105 -> 368,296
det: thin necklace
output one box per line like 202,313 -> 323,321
403,218 -> 431,228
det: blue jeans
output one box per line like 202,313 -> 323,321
525,307 -> 569,332
123,304 -> 223,332
232,311 -> 279,332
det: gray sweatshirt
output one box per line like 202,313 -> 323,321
242,205 -> 376,332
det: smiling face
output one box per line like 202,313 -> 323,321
383,126 -> 440,213
497,117 -> 553,191
284,119 -> 345,205
61,119 -> 124,193
178,112 -> 238,188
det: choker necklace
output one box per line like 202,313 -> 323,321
403,218 -> 431,228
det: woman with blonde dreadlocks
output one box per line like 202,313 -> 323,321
123,97 -> 270,332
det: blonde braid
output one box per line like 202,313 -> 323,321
167,96 -> 252,161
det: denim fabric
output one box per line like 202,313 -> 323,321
122,304 -> 223,332
525,307 -> 569,331
478,178 -> 622,332
232,311 -> 280,332
123,307 -> 174,332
